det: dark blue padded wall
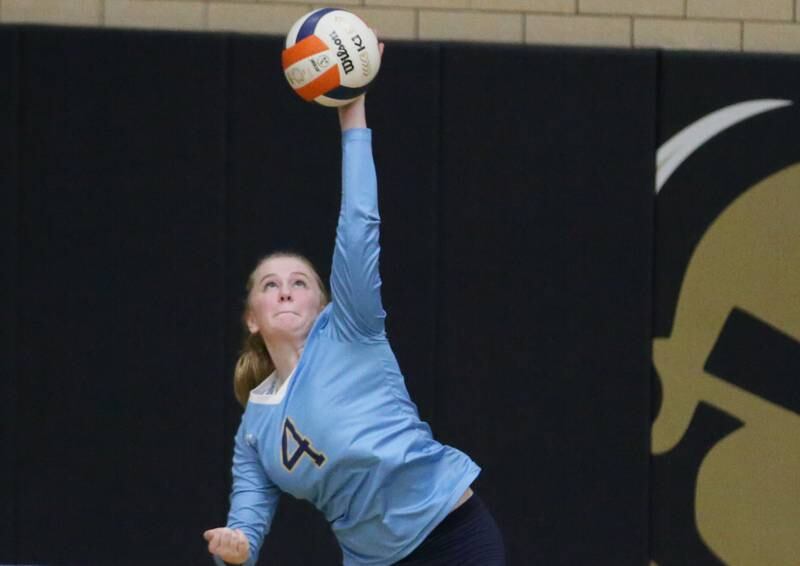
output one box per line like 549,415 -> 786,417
0,26 -> 19,563
3,24 -> 662,565
437,44 -> 655,565
13,27 -> 228,564
224,34 -> 442,564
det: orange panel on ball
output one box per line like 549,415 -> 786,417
281,35 -> 328,69
296,66 -> 340,102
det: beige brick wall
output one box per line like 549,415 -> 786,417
1,0 -> 800,53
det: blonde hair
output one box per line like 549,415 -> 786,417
233,252 -> 329,407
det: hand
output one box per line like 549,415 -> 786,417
203,527 -> 250,564
338,38 -> 384,131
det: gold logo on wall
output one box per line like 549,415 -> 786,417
652,101 -> 800,566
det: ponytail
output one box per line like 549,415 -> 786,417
233,331 -> 274,407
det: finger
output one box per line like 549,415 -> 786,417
369,27 -> 383,57
216,530 -> 230,552
208,532 -> 219,553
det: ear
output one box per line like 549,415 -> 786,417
245,310 -> 259,334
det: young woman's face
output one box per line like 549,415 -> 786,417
246,256 -> 324,344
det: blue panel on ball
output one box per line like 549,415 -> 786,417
296,7 -> 337,41
326,83 -> 369,100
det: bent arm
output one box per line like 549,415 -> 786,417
215,422 -> 281,566
330,97 -> 386,340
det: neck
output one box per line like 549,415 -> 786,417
264,337 -> 304,383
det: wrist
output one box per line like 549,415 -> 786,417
338,96 -> 367,131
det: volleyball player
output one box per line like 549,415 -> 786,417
204,90 -> 505,565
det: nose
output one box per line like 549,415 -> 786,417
279,285 -> 293,302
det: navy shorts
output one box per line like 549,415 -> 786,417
394,494 -> 506,565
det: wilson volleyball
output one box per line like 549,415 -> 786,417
282,8 -> 381,107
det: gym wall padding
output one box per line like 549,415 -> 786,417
1,26 -> 19,561
11,27 -> 229,564
437,45 -> 655,564
3,26 -> 656,566
4,22 -> 797,566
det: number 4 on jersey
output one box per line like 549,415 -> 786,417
282,417 -> 326,471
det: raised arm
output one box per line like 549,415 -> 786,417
329,96 -> 387,341
206,421 -> 281,566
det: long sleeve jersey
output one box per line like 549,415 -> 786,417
219,128 -> 480,566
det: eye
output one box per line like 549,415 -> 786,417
293,279 -> 308,288
262,281 -> 278,291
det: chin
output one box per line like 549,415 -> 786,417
269,323 -> 309,339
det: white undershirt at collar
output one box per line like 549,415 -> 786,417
249,367 -> 296,405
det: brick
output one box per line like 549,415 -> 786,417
419,9 -> 523,42
366,0 -> 469,9
526,14 -> 630,47
268,0 -> 329,4
241,4 -> 414,39
471,0 -> 575,14
579,0 -> 683,17
688,0 -> 793,21
207,2 -> 308,34
634,18 -> 741,50
306,0 -> 361,6
342,8 -> 417,40
105,0 -> 205,30
1,0 -> 101,25
744,22 -> 800,52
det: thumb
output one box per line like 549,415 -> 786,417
203,529 -> 216,542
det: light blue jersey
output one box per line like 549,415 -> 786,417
219,129 -> 480,566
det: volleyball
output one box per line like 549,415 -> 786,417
282,8 -> 381,107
